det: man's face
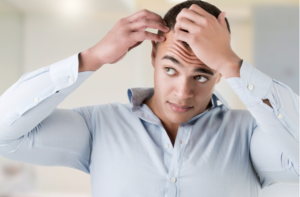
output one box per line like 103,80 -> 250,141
150,30 -> 222,124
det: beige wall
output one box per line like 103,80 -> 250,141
0,1 -> 22,96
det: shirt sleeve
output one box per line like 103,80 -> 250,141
226,60 -> 299,188
0,53 -> 95,174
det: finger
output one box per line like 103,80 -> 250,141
174,18 -> 196,34
177,8 -> 205,26
130,18 -> 169,33
218,12 -> 227,30
128,41 -> 142,51
188,4 -> 211,17
131,31 -> 165,42
173,29 -> 191,43
127,9 -> 166,25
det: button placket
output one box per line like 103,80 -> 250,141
170,177 -> 176,183
164,143 -> 169,148
248,84 -> 254,90
165,125 -> 191,197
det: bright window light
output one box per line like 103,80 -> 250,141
58,0 -> 87,18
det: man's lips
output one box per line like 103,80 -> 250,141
168,101 -> 193,113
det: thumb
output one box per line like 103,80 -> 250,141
218,12 -> 227,29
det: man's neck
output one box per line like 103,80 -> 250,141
143,94 -> 177,143
143,94 -> 212,147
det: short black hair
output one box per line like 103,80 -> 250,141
157,0 -> 231,49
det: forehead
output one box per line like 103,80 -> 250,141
157,31 -> 214,71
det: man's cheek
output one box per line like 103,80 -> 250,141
155,70 -> 167,84
194,84 -> 211,97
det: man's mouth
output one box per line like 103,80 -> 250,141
168,101 -> 193,113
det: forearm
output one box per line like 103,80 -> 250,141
0,54 -> 94,140
226,60 -> 298,136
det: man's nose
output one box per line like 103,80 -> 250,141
174,78 -> 193,100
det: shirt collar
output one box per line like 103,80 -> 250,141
127,87 -> 230,110
127,87 -> 230,126
127,88 -> 155,109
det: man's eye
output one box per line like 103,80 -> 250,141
195,75 -> 208,82
165,67 -> 176,75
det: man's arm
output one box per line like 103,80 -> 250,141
0,54 -> 94,173
0,9 -> 169,171
78,9 -> 170,72
226,60 -> 299,188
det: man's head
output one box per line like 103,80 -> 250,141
157,0 -> 230,38
148,0 -> 231,125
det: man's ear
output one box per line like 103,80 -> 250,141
151,40 -> 157,68
216,73 -> 222,84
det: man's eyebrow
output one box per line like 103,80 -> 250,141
162,55 -> 181,65
161,55 -> 215,76
194,67 -> 215,76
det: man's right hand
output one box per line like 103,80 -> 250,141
79,9 -> 170,72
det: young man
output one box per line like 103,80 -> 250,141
0,1 -> 298,196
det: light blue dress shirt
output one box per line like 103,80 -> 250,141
0,54 -> 299,197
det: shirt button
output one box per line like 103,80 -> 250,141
278,114 -> 283,119
164,143 -> 169,148
33,98 -> 39,103
248,85 -> 254,90
170,177 -> 176,183
68,77 -> 74,83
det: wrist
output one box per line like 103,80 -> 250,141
219,55 -> 242,79
78,50 -> 103,72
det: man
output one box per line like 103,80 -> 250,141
0,0 -> 298,196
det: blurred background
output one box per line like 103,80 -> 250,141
0,0 -> 299,196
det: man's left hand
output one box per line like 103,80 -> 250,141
174,4 -> 242,78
